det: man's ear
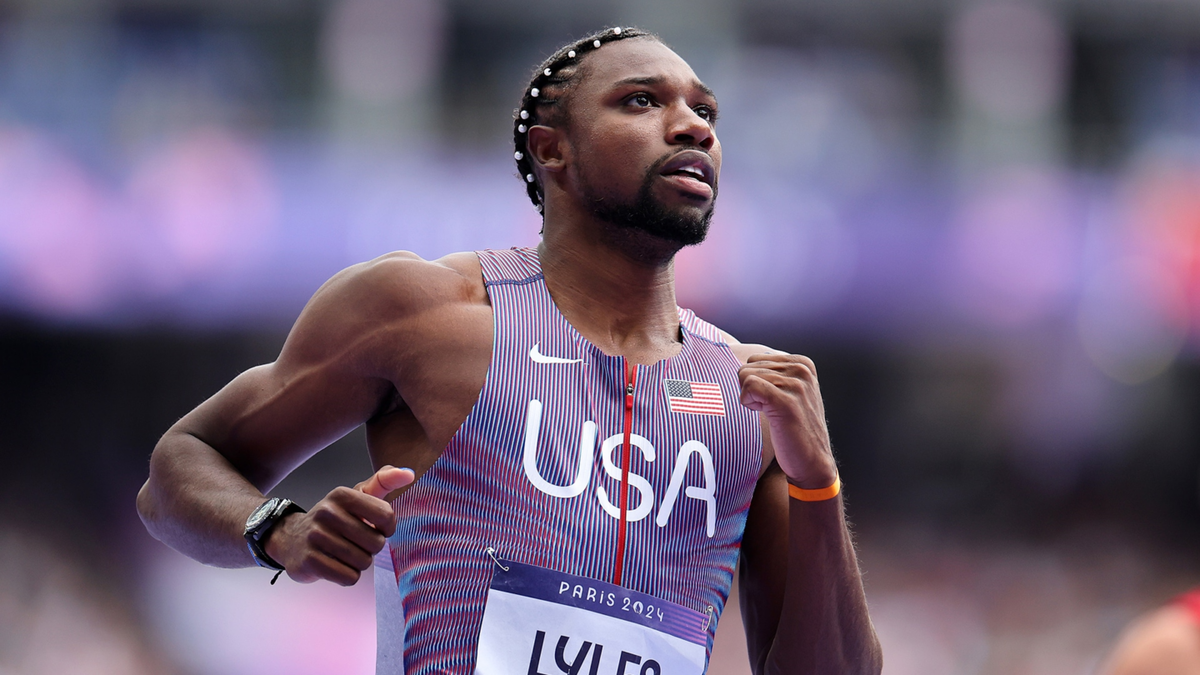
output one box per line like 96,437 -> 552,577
526,125 -> 568,174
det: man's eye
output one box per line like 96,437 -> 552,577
695,106 -> 716,122
630,94 -> 652,107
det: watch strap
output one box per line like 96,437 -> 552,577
244,498 -> 305,572
247,537 -> 285,571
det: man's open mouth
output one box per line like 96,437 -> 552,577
658,150 -> 716,198
659,151 -> 714,186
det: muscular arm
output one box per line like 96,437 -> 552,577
136,252 -> 467,573
730,344 -> 881,675
739,464 -> 878,674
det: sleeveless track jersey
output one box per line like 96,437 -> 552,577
380,247 -> 763,674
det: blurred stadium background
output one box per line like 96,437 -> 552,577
3,0 -> 1200,672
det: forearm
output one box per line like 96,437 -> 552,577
734,350 -> 881,672
764,495 -> 880,675
136,429 -> 269,568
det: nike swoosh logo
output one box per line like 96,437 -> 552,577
529,344 -> 583,365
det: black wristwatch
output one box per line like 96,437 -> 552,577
243,497 -> 305,572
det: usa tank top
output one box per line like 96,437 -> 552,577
380,247 -> 763,674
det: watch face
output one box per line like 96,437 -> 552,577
246,498 -> 280,533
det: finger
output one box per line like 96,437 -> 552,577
746,349 -> 790,361
297,550 -> 362,587
308,526 -> 376,571
739,365 -> 817,392
739,374 -> 776,410
312,503 -> 390,553
738,366 -> 805,390
357,466 -> 416,500
738,365 -> 775,386
741,359 -> 815,378
745,352 -> 816,374
740,372 -> 809,412
746,370 -> 822,405
330,487 -> 397,536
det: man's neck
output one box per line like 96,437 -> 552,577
537,221 -> 683,366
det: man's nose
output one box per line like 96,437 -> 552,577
668,106 -> 715,150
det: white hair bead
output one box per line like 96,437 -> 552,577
613,26 -> 622,34
537,204 -> 544,213
525,173 -> 535,183
530,87 -> 539,97
593,40 -> 601,48
520,110 -> 529,119
544,68 -> 552,76
517,124 -> 527,133
568,50 -> 576,58
514,151 -> 523,160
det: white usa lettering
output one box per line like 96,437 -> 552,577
522,399 -> 594,498
520,399 -> 717,536
596,432 -> 655,522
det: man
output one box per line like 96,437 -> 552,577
137,27 -> 881,675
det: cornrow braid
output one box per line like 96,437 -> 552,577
513,26 -> 656,214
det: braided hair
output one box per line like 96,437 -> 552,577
513,26 -> 656,214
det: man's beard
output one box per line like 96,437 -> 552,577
581,153 -> 716,249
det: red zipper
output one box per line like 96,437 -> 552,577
612,360 -> 637,587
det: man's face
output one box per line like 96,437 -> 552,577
562,39 -> 721,249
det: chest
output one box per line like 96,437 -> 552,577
366,300 -> 492,473
460,315 -> 761,537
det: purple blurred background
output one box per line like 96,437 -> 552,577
3,1 -> 1200,673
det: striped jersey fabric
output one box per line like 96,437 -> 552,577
381,247 -> 763,674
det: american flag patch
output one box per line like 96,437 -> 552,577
664,379 -> 726,416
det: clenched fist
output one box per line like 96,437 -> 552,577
738,353 -> 838,490
265,465 -> 415,585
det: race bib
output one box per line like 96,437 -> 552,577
475,559 -> 710,675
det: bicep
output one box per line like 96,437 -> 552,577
738,461 -> 789,674
174,359 -> 391,491
169,261 -> 407,491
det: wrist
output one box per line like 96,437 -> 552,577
243,497 -> 305,571
783,459 -> 838,491
262,510 -> 302,567
787,474 -> 841,502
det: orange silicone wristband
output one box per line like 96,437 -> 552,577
787,475 -> 841,502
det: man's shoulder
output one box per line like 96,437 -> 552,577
287,250 -> 487,353
711,328 -> 778,366
325,250 -> 487,312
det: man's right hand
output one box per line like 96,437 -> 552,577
264,465 -> 416,586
